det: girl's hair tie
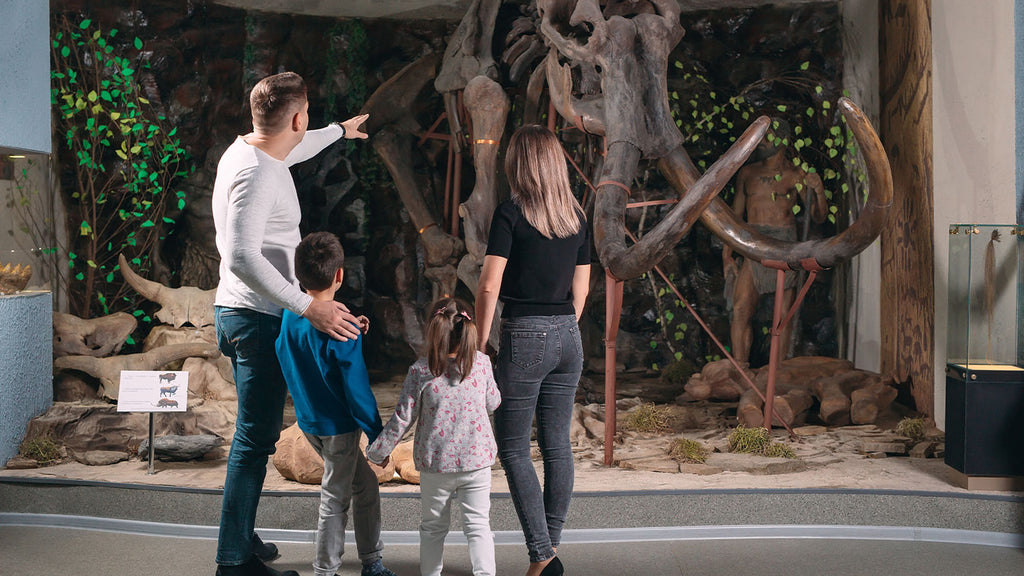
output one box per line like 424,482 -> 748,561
459,310 -> 472,321
433,307 -> 447,317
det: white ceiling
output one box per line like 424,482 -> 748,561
210,0 -> 829,20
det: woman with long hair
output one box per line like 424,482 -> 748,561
476,124 -> 591,576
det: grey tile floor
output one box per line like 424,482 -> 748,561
2,526 -> 1023,576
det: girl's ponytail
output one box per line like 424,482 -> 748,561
425,297 -> 479,380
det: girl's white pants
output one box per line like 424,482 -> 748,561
419,467 -> 495,576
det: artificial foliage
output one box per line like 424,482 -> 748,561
51,15 -> 193,324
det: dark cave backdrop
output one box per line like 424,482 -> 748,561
50,0 -> 848,400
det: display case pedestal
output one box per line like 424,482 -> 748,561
0,291 -> 53,466
944,364 -> 1024,490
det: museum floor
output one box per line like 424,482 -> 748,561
2,452 -> 1024,575
2,524 -> 1023,576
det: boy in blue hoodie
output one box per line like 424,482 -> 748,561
275,231 -> 396,576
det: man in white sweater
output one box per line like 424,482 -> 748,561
212,71 -> 370,576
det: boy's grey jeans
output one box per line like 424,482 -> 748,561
304,431 -> 384,576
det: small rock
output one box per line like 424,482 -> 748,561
678,463 -> 723,475
705,453 -> 807,475
793,425 -> 828,436
4,456 -> 39,469
72,450 -> 128,466
582,415 -> 605,440
139,435 -> 222,462
909,441 -> 936,458
859,441 -> 907,455
617,457 -> 680,473
865,451 -> 887,459
615,397 -> 644,411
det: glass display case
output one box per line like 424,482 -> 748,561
945,224 -> 1024,488
0,151 -> 58,295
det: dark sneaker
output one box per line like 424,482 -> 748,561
252,533 -> 279,561
361,559 -> 399,576
215,556 -> 299,576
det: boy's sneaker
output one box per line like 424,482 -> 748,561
215,556 -> 298,576
253,533 -> 280,561
361,559 -> 398,576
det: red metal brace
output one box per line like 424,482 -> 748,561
759,258 -> 824,427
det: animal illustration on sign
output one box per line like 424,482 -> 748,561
155,398 -> 178,408
158,372 -> 177,384
160,385 -> 179,397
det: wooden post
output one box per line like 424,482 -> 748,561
879,0 -> 934,417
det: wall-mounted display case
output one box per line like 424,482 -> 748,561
0,152 -> 58,296
945,224 -> 1024,489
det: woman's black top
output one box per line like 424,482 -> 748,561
485,199 -> 590,318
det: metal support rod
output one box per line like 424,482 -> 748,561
763,269 -> 787,427
604,271 -> 624,466
443,138 -> 454,224
624,230 -> 795,434
147,412 -> 155,475
451,149 -> 462,237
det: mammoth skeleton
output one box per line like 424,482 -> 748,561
368,0 -> 891,297
366,0 -> 893,454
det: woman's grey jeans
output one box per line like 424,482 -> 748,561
493,314 -> 583,563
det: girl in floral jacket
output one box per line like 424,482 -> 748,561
366,297 -> 501,576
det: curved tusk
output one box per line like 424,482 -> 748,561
598,117 -> 769,280
663,97 -> 893,269
118,253 -> 165,304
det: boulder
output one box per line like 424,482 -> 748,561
273,424 -> 397,485
273,424 -> 324,484
681,359 -> 752,402
392,440 -> 419,484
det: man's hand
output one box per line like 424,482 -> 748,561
341,114 -> 370,140
302,299 -> 361,341
356,315 -> 370,334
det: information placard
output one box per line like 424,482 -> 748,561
116,371 -> 188,413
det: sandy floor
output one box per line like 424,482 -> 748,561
0,433 -> 982,496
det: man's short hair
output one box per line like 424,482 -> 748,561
249,72 -> 307,134
295,231 -> 345,291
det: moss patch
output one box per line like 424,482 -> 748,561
728,426 -> 797,459
622,403 -> 674,433
668,438 -> 709,463
19,435 -> 62,465
896,417 -> 926,442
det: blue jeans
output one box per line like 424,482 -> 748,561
492,315 -> 582,563
215,306 -> 288,566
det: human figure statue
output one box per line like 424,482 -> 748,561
212,71 -> 369,576
723,124 -> 828,365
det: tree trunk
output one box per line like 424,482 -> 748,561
879,0 -> 934,417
